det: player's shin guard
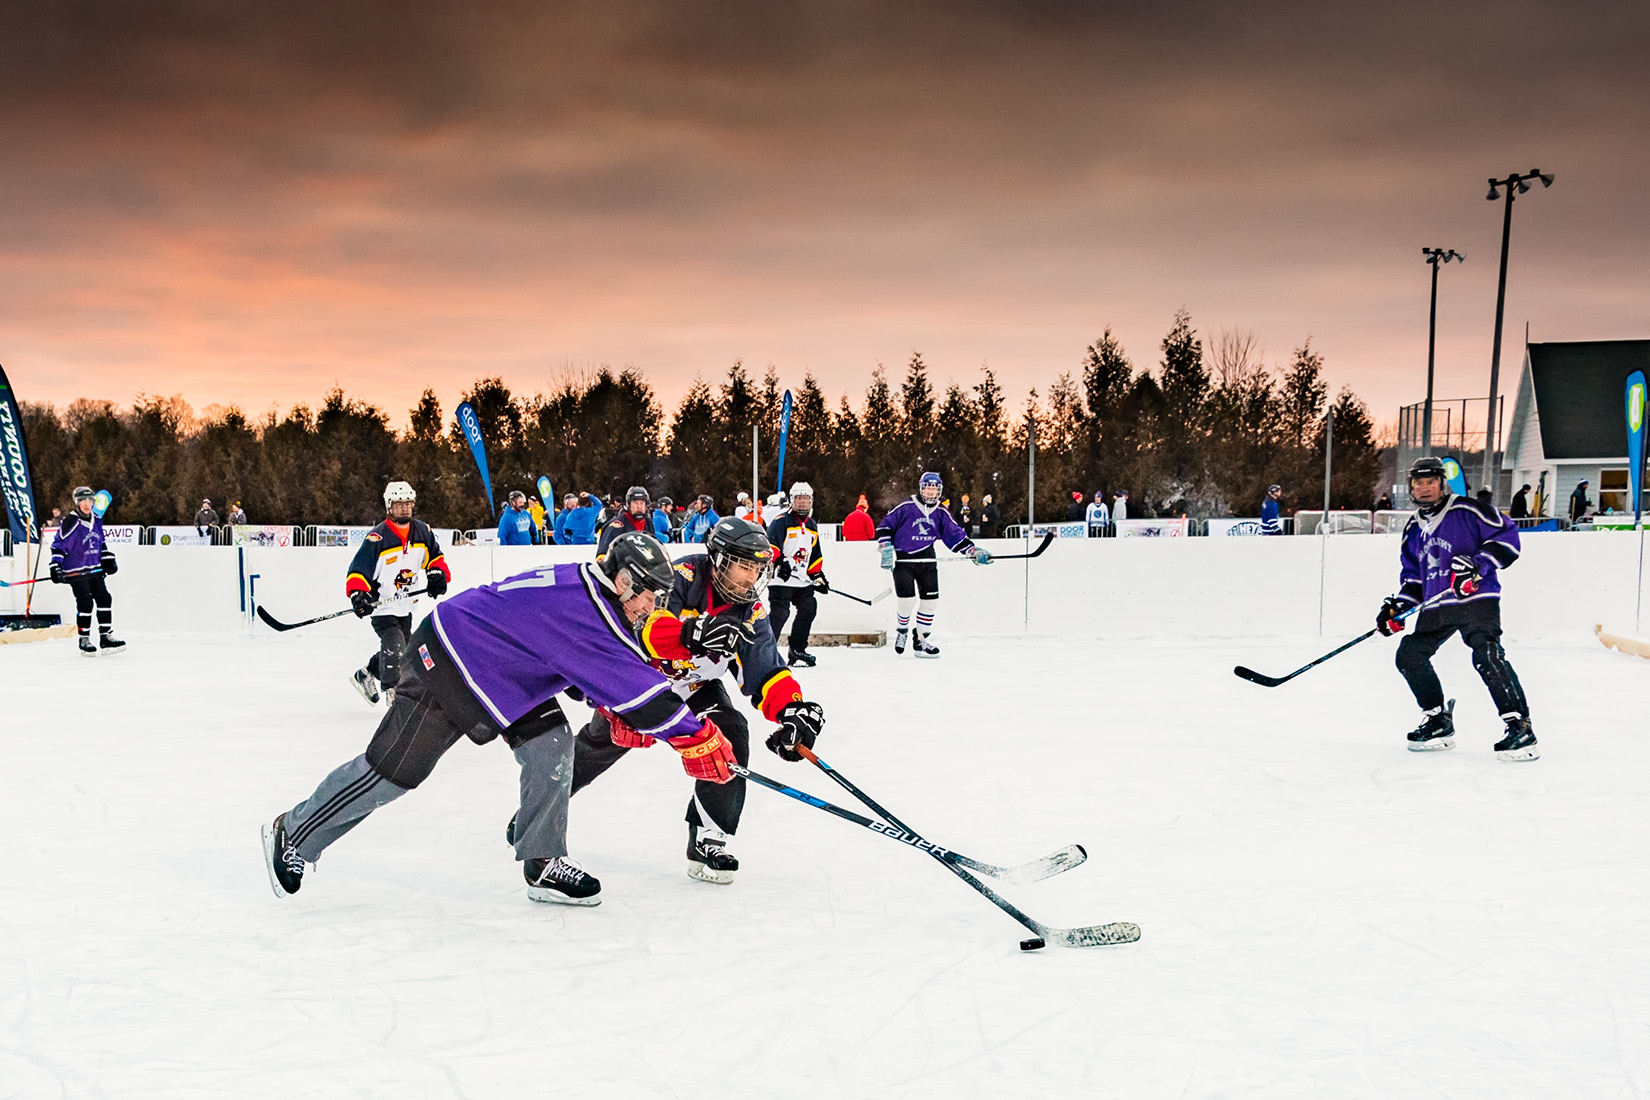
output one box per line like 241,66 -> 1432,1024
282,754 -> 410,864
1470,636 -> 1529,719
915,598 -> 937,638
1394,634 -> 1447,711
895,596 -> 915,633
512,722 -> 575,862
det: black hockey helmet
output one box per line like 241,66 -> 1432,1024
1407,456 -> 1447,483
626,485 -> 649,504
600,531 -> 675,601
705,516 -> 773,604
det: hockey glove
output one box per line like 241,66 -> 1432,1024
775,557 -> 793,581
99,549 -> 118,575
970,547 -> 992,566
1449,554 -> 1482,598
1375,595 -> 1414,636
424,569 -> 448,598
603,707 -> 654,749
766,700 -> 824,762
350,590 -> 376,618
49,562 -> 66,584
879,544 -> 896,570
667,717 -> 736,783
681,612 -> 754,659
810,572 -> 830,594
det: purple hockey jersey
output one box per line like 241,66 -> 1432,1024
1398,496 -> 1520,610
875,497 -> 977,557
51,513 -> 105,573
429,561 -> 701,738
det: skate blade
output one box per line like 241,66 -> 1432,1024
260,822 -> 295,900
79,647 -> 99,658
914,650 -> 940,659
99,646 -> 126,655
1406,737 -> 1454,752
527,886 -> 601,906
686,862 -> 735,885
1495,745 -> 1540,762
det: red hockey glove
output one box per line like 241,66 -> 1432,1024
1449,554 -> 1482,598
604,707 -> 654,749
667,717 -> 736,784
1375,595 -> 1414,636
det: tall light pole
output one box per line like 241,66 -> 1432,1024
1421,247 -> 1465,457
1481,168 -> 1554,500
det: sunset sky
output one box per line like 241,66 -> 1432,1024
2,0 -> 1646,432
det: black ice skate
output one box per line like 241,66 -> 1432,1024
893,628 -> 908,655
350,666 -> 380,705
911,632 -> 940,659
98,633 -> 126,654
686,823 -> 739,885
787,647 -> 817,668
1406,700 -> 1455,751
525,856 -> 601,905
261,813 -> 305,898
77,635 -> 99,657
1493,715 -> 1539,762
505,811 -> 518,846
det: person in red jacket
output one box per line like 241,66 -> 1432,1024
841,494 -> 875,541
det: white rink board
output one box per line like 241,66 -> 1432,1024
5,532 -> 1642,639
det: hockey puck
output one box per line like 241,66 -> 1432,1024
1019,937 -> 1046,951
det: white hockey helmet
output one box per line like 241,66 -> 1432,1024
788,482 -> 813,515
383,480 -> 417,510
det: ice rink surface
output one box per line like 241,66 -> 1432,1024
3,622 -> 1648,1099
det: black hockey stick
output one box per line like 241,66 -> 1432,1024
738,753 -> 1137,947
1232,590 -> 1452,688
256,588 -> 428,632
828,586 -> 891,606
934,530 -> 1056,564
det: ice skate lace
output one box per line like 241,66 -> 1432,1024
540,858 -> 587,885
280,845 -> 305,878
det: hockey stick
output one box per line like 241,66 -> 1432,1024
932,531 -> 1056,564
0,567 -> 97,588
829,586 -> 891,606
257,588 -> 428,632
1232,590 -> 1452,688
737,756 -> 1137,947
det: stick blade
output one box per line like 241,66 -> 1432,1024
970,843 -> 1088,884
1233,665 -> 1287,688
255,606 -> 298,632
1043,921 -> 1141,948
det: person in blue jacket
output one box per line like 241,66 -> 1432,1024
652,497 -> 674,542
497,491 -> 540,545
559,493 -> 603,546
683,495 -> 719,543
1260,484 -> 1283,535
551,493 -> 577,544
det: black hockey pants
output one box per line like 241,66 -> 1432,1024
571,679 -> 752,835
67,573 -> 113,638
767,584 -> 817,652
1395,599 -> 1529,718
365,614 -> 411,691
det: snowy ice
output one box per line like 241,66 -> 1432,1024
3,615 -> 1648,1098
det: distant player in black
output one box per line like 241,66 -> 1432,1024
765,482 -> 829,667
344,480 -> 450,706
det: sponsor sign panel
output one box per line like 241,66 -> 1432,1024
1115,518 -> 1189,538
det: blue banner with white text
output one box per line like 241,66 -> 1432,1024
776,389 -> 793,492
456,402 -> 495,518
1627,370 -> 1646,524
0,364 -> 41,544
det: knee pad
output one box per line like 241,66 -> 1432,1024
1470,636 -> 1507,676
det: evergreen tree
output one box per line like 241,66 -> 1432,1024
899,351 -> 936,465
666,377 -> 719,505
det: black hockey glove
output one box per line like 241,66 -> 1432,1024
775,558 -> 793,581
680,612 -> 754,658
1375,595 -> 1414,636
350,590 -> 375,618
766,700 -> 824,762
424,569 -> 448,598
99,549 -> 118,575
811,572 -> 830,594
49,562 -> 66,584
1448,554 -> 1481,598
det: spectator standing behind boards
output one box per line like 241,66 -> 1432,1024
1569,480 -> 1591,523
683,495 -> 720,543
652,497 -> 674,542
957,494 -> 974,535
1065,491 -> 1085,521
551,493 -> 577,544
1260,484 -> 1283,535
528,495 -> 547,533
559,493 -> 602,545
978,494 -> 1001,539
1112,490 -> 1129,522
1085,492 -> 1109,536
842,495 -> 875,541
226,501 -> 247,525
498,491 -> 541,545
1509,484 -> 1532,519
194,498 -> 219,536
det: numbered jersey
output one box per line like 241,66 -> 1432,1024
764,511 -> 822,589
345,519 -> 449,607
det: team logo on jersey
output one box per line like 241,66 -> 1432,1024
394,568 -> 416,590
366,532 -> 381,542
419,644 -> 434,670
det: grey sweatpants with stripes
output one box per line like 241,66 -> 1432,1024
282,659 -> 576,866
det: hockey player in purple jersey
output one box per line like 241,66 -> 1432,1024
1376,457 -> 1537,760
876,472 -> 991,657
49,486 -> 124,656
262,532 -> 739,906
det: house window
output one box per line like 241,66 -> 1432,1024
1599,468 -> 1628,513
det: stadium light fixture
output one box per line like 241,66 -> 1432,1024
1420,247 -> 1466,455
1480,169 -> 1555,502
